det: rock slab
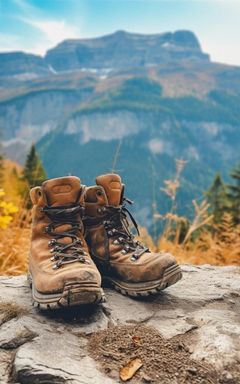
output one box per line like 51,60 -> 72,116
0,265 -> 239,383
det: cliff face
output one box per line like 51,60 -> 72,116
0,87 -> 94,163
0,265 -> 239,383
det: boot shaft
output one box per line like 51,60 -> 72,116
30,176 -> 88,269
84,173 -> 123,220
31,176 -> 84,229
84,173 -> 146,262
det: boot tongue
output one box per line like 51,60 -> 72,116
96,173 -> 122,206
42,176 -> 81,206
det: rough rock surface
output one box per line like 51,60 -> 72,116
0,265 -> 239,383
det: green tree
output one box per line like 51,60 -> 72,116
227,163 -> 240,224
23,145 -> 47,188
205,173 -> 229,223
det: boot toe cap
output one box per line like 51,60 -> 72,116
115,251 -> 179,283
31,263 -> 101,294
136,251 -> 178,282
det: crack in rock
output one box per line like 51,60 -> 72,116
0,327 -> 38,349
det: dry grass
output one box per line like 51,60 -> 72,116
1,199 -> 239,277
0,301 -> 29,325
140,159 -> 240,266
0,158 -> 239,276
0,159 -> 30,275
0,224 -> 30,275
139,219 -> 240,266
0,195 -> 31,276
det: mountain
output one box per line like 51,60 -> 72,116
0,52 -> 51,78
0,30 -> 209,79
0,30 -> 239,227
45,30 -> 209,71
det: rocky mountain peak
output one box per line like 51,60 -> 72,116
0,30 -> 209,78
45,30 -> 209,72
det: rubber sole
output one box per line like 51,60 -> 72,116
28,275 -> 104,309
103,264 -> 182,297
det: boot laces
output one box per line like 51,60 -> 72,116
102,198 -> 149,261
42,204 -> 90,269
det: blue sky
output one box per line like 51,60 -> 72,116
0,0 -> 240,65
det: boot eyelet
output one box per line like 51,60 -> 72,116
44,225 -> 51,234
50,254 -> 59,261
108,230 -> 113,236
113,239 -> 119,245
53,260 -> 62,269
131,253 -> 139,261
121,249 -> 127,255
77,256 -> 86,263
48,239 -> 56,247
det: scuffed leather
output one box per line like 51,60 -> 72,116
84,174 -> 178,283
29,177 -> 101,294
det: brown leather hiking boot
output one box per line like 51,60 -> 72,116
29,176 -> 103,309
84,173 -> 182,297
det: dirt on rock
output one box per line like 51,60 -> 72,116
88,324 -> 238,384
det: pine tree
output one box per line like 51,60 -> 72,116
23,145 -> 47,188
205,173 -> 229,223
227,163 -> 240,224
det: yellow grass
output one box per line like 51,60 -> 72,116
0,158 -> 239,276
0,160 -> 30,275
0,199 -> 240,277
0,205 -> 31,275
139,216 -> 240,266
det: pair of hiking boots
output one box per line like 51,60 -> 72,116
29,173 -> 182,309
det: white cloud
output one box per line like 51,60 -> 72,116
0,33 -> 45,56
21,18 -> 79,51
9,0 -> 81,55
